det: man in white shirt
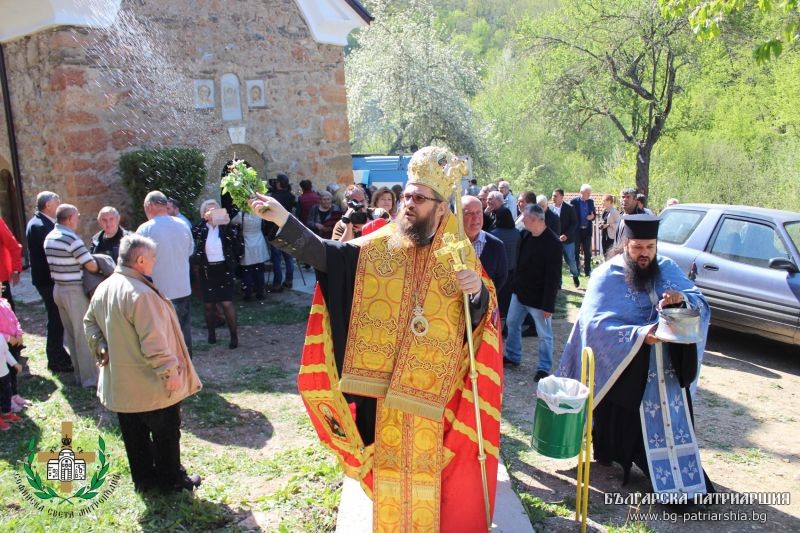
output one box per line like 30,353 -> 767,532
137,191 -> 194,356
498,181 -> 518,218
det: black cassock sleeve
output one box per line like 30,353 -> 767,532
318,239 -> 378,445
269,215 -> 378,444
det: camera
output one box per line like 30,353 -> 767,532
346,200 -> 372,225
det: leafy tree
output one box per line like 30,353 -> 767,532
515,0 -> 693,195
433,1 -> 558,65
344,0 -> 800,211
346,0 -> 485,164
643,37 -> 800,210
475,52 -> 617,194
659,0 -> 800,62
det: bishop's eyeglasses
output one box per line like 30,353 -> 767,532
401,192 -> 441,205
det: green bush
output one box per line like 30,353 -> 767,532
119,148 -> 206,227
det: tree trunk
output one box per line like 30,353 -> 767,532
635,142 -> 652,196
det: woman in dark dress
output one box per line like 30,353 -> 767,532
191,199 -> 241,349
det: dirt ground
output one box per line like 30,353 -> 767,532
12,284 -> 799,531
502,286 -> 800,531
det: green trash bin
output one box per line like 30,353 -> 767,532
531,376 -> 588,459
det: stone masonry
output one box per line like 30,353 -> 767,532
0,0 -> 356,238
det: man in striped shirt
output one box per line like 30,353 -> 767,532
44,204 -> 99,388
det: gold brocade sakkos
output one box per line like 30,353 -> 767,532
335,211 -> 481,531
338,211 -> 478,421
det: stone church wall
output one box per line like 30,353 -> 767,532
1,0 -> 353,237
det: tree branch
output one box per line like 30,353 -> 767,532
648,50 -> 676,145
538,35 -> 602,62
626,52 -> 645,84
587,107 -> 634,143
606,53 -> 655,100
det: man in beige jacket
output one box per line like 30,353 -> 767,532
84,235 -> 203,493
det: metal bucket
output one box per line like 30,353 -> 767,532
655,307 -> 702,344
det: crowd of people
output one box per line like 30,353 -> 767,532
243,146 -> 708,530
2,150 -> 709,528
0,177 -> 411,488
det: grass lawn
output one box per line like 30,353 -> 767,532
0,295 -> 340,532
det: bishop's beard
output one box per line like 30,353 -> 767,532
623,252 -> 661,293
392,206 -> 438,248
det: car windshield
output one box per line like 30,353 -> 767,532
658,209 -> 705,244
785,221 -> 800,253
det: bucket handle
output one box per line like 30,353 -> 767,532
575,347 -> 595,533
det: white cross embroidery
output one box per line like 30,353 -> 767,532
675,428 -> 690,444
663,280 -> 680,292
681,460 -> 698,481
625,287 -> 639,304
644,400 -> 661,418
647,370 -> 657,384
649,432 -> 665,448
617,330 -> 630,344
666,365 -> 677,379
670,394 -> 684,414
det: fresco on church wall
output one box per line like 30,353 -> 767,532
194,80 -> 215,109
220,74 -> 243,122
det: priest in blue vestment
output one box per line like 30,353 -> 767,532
557,215 -> 714,497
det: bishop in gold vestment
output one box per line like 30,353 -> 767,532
251,147 -> 503,532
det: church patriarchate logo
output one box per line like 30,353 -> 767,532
17,421 -> 119,514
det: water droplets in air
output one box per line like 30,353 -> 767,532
70,0 -> 213,151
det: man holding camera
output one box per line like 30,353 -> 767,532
332,184 -> 374,242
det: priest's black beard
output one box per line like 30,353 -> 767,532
395,206 -> 437,247
623,252 -> 661,293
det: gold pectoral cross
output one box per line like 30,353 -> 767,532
434,232 -> 471,272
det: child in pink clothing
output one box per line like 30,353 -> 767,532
0,340 -> 22,429
0,297 -> 29,418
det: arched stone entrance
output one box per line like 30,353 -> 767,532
208,144 -> 268,199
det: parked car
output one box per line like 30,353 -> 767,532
657,204 -> 800,347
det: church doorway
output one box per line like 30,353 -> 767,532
212,145 -> 267,213
0,158 -> 25,244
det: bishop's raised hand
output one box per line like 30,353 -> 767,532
249,193 -> 290,228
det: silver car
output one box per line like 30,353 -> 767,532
657,204 -> 800,346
